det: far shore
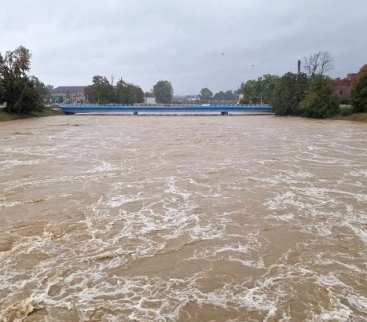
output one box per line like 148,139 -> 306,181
0,107 -> 62,122
333,112 -> 367,122
1,109 -> 366,123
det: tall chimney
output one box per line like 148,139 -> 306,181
297,60 -> 301,74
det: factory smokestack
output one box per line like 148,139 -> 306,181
297,60 -> 301,74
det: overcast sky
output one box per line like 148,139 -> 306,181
1,0 -> 366,94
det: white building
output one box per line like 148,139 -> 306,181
144,94 -> 156,105
52,86 -> 86,104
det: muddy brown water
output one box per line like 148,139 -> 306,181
0,115 -> 366,322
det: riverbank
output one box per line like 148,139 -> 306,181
0,107 -> 62,122
333,112 -> 367,122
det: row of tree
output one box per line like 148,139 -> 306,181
240,71 -> 340,118
0,46 -> 50,114
239,52 -> 367,118
85,76 -> 144,104
1,46 -> 175,112
85,77 -> 174,104
2,47 -> 366,117
199,88 -> 238,102
353,65 -> 367,113
272,73 -> 340,118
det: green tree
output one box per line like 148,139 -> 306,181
30,76 -> 52,103
261,74 -> 280,103
0,46 -> 44,114
115,79 -> 128,103
85,76 -> 114,104
0,77 -> 4,104
126,84 -> 144,104
298,76 -> 339,118
153,80 -> 173,104
272,72 -> 308,115
0,46 -> 31,78
213,90 -> 237,101
241,80 -> 258,103
352,65 -> 367,113
241,74 -> 280,104
199,88 -> 213,102
2,77 -> 43,114
115,78 -> 144,104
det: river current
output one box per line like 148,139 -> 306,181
0,115 -> 366,321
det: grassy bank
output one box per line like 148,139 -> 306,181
0,111 -> 22,122
334,112 -> 367,122
0,106 -> 62,122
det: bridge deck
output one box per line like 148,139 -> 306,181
59,104 -> 273,115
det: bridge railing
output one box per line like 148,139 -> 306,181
59,103 -> 273,114
59,103 -> 272,108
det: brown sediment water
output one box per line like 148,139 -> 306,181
0,115 -> 366,322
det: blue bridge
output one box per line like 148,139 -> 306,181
59,104 -> 273,115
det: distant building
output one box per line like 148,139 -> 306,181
333,73 -> 358,102
51,86 -> 86,104
144,93 -> 156,105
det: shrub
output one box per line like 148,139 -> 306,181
1,46 -> 45,114
299,92 -> 339,118
3,77 -> 43,114
339,105 -> 354,116
272,72 -> 308,116
298,77 -> 339,118
352,73 -> 367,113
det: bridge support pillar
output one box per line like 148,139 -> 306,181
221,111 -> 229,116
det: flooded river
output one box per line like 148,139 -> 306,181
0,115 -> 366,322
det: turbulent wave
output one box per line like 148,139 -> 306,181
0,116 -> 366,321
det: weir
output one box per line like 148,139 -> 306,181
58,104 -> 273,115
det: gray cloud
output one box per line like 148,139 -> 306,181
1,0 -> 366,94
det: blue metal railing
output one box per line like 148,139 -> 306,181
59,104 -> 273,114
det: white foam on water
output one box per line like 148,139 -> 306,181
344,222 -> 367,243
216,243 -> 250,255
310,303 -> 352,322
317,274 -> 347,288
350,169 -> 367,177
105,194 -> 143,208
0,200 -> 20,208
165,176 -> 191,201
87,161 -> 116,174
0,159 -> 41,170
342,204 -> 367,244
347,295 -> 367,314
189,223 -> 226,240
1,117 -> 367,321
228,256 -> 265,269
272,213 -> 295,222
265,191 -> 306,211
